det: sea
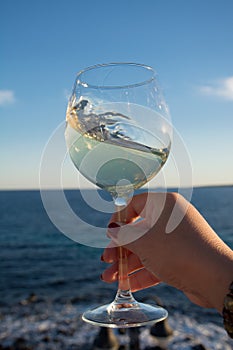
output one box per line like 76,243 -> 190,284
0,186 -> 233,350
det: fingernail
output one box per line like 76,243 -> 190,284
108,222 -> 120,229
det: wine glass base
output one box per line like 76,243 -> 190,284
82,301 -> 168,328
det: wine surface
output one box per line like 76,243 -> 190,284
65,100 -> 170,197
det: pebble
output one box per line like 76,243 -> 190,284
92,327 -> 119,350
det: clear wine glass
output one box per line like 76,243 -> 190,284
65,63 -> 172,328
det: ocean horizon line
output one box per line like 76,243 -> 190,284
0,183 -> 233,192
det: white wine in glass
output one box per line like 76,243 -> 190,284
65,63 -> 172,327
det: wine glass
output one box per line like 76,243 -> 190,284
65,63 -> 172,328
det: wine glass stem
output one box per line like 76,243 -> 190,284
114,201 -> 135,303
118,246 -> 130,291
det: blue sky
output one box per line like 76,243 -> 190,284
1,0 -> 233,189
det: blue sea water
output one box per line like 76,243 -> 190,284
0,186 -> 233,349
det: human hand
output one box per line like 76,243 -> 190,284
101,192 -> 233,312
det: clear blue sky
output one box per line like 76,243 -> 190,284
1,0 -> 233,189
